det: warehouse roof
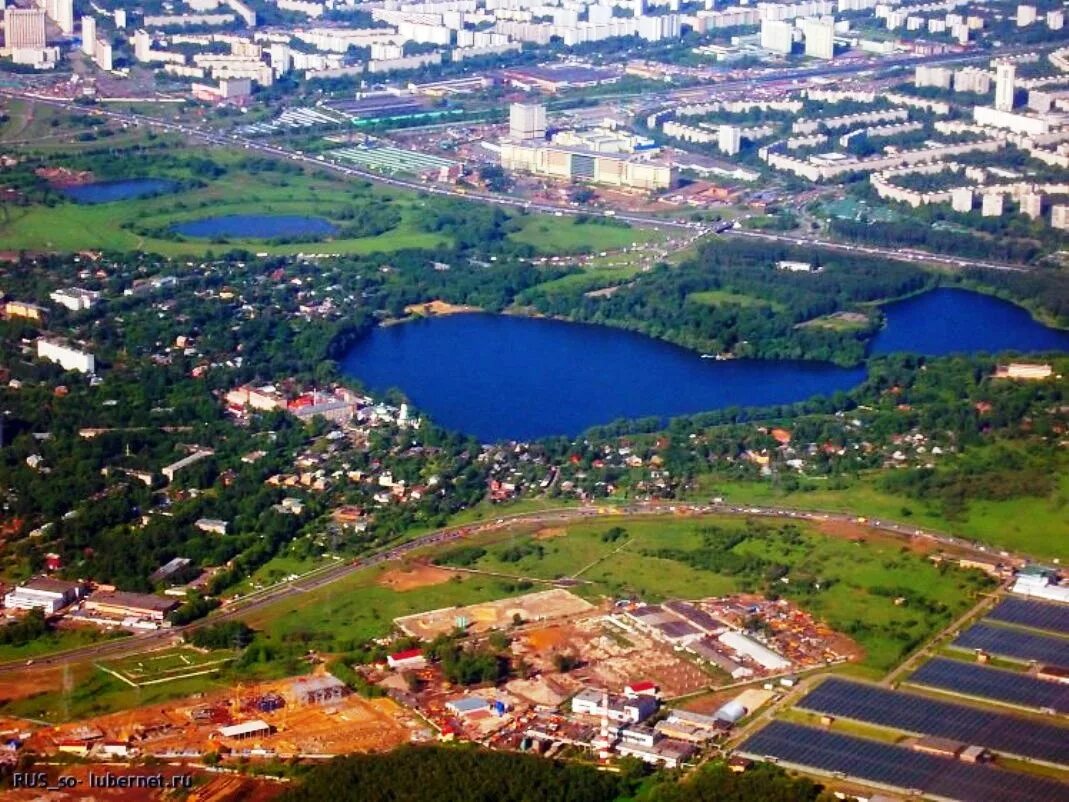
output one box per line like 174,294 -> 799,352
218,720 -> 271,738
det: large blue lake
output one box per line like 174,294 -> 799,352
172,214 -> 338,239
62,178 -> 179,204
340,288 -> 1069,442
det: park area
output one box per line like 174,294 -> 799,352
0,103 -> 667,259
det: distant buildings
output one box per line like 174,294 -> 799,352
80,16 -> 96,57
161,448 -> 214,483
509,103 -> 547,141
36,338 -> 95,374
995,363 -> 1053,380
387,648 -> 427,670
4,577 -> 83,613
84,591 -> 179,622
1053,205 -> 1069,230
1011,565 -> 1069,604
718,125 -> 742,156
4,8 -> 46,51
994,62 -> 1016,112
50,287 -> 101,312
802,18 -> 835,59
760,19 -> 793,54
499,141 -> 672,190
5,300 -> 46,321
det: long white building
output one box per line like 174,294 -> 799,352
36,338 -> 95,373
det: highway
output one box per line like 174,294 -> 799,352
727,228 -> 1029,273
0,499 -> 1021,674
0,40 -> 1050,276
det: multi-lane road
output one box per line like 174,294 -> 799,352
0,41 -> 1052,274
0,499 -> 1020,674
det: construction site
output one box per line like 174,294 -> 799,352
29,672 -> 420,761
393,588 -> 596,638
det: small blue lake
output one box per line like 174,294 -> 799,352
870,287 -> 1069,356
172,215 -> 338,239
62,178 -> 180,204
340,288 -> 1069,442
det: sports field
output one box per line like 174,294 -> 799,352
97,646 -> 235,688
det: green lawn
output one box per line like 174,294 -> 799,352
242,565 -> 522,652
692,475 -> 1069,562
0,169 -> 450,256
0,626 -> 126,663
688,290 -> 781,310
509,217 -> 661,254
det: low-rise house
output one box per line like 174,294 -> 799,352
387,648 -> 427,670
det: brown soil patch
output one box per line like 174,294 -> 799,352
378,564 -> 458,591
815,518 -> 934,554
533,527 -> 567,540
0,765 -> 286,802
0,665 -> 67,701
404,300 -> 480,316
525,625 -> 570,652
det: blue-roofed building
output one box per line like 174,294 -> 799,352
446,696 -> 491,717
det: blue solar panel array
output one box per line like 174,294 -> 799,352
988,598 -> 1069,636
910,657 -> 1069,714
738,721 -> 1069,802
797,677 -> 1069,767
954,622 -> 1069,666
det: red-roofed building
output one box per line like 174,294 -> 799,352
625,681 -> 658,698
387,648 -> 427,670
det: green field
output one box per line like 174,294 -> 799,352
688,290 -> 781,309
0,165 -> 450,256
692,475 -> 1069,562
0,169 -> 668,258
98,645 -> 236,687
0,626 -> 125,664
509,217 -> 661,254
242,564 -> 526,652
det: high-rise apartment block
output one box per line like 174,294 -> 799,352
994,62 -> 1016,112
80,14 -> 95,56
509,103 -> 547,141
803,18 -> 835,59
4,7 -> 46,49
760,19 -> 793,54
718,125 -> 741,156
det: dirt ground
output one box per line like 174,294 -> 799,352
0,765 -> 286,802
0,665 -> 67,701
403,300 -> 480,316
524,625 -> 570,651
378,563 -> 458,592
815,518 -> 936,554
533,527 -> 567,540
516,617 -> 713,698
394,588 -> 596,638
30,676 -> 417,760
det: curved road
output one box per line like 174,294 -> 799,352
0,500 -> 1018,674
